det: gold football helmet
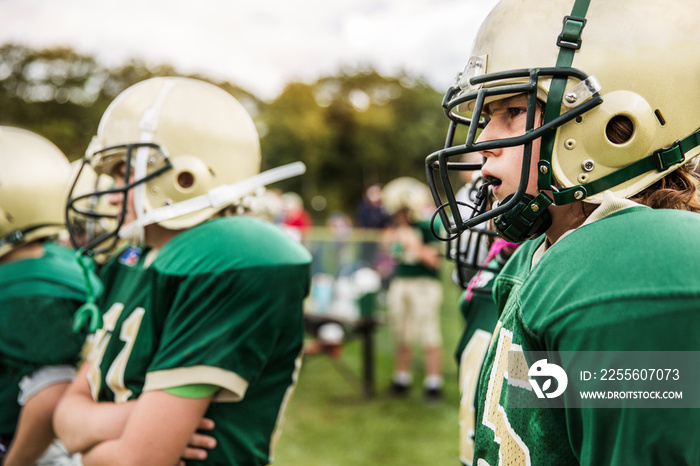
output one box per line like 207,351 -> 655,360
67,77 -> 262,253
426,0 -> 700,242
382,176 -> 432,221
0,126 -> 72,259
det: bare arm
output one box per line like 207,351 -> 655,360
417,243 -> 442,270
54,363 -> 217,464
53,363 -> 135,453
80,390 -> 214,466
2,382 -> 69,466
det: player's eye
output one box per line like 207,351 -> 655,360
508,107 -> 527,118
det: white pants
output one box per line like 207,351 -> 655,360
387,277 -> 443,348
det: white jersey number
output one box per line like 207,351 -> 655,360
87,303 -> 144,402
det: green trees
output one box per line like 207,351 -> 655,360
262,71 -> 446,219
0,44 -> 259,159
0,44 -> 448,223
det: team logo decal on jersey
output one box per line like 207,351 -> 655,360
528,359 -> 568,399
118,246 -> 142,266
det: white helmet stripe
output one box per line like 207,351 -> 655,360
132,80 -> 177,243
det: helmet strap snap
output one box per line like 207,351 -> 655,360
494,192 -> 553,243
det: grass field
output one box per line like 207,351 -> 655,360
274,265 -> 464,466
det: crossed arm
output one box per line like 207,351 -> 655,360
54,363 -> 216,466
2,382 -> 70,466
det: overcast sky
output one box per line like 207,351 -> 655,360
0,0 -> 498,101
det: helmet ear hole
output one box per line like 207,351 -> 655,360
606,115 -> 634,145
654,110 -> 667,127
177,171 -> 195,190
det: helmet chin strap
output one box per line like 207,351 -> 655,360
495,0 -> 589,244
132,80 -> 177,245
494,192 -> 552,243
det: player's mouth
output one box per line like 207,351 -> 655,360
483,174 -> 502,190
479,173 -> 503,201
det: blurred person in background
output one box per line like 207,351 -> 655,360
356,184 -> 389,230
356,184 -> 392,279
451,222 -> 518,464
382,177 -> 444,401
452,153 -> 491,283
280,191 -> 312,241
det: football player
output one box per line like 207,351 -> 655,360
451,221 -> 518,465
448,177 -> 520,464
426,0 -> 700,464
54,77 -> 312,465
0,126 -> 98,465
382,177 -> 445,400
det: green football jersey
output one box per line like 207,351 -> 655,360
473,207 -> 700,465
455,266 -> 501,364
89,216 -> 312,465
455,259 -> 501,466
0,242 -> 93,437
456,238 -> 521,466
